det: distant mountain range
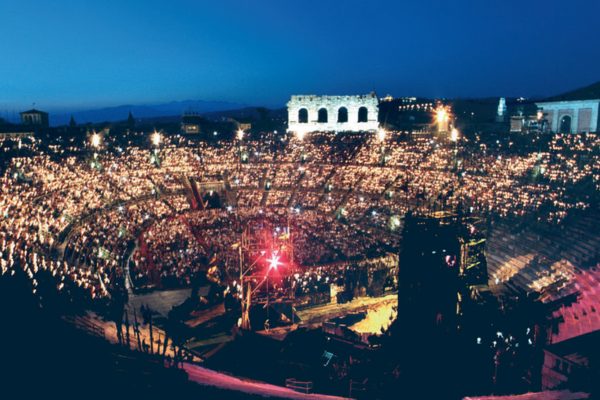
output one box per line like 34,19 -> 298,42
135,107 -> 288,126
48,100 -> 251,127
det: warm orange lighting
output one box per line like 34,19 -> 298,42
451,128 -> 459,141
152,131 -> 161,146
436,108 -> 447,123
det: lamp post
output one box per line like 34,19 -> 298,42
451,128 -> 459,168
378,128 -> 386,165
152,130 -> 161,147
92,132 -> 100,148
239,244 -> 267,330
89,130 -> 104,172
237,129 -> 244,168
265,254 -> 281,320
150,130 -> 162,168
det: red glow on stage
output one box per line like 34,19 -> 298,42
267,256 -> 281,270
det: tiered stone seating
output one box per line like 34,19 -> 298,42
486,223 -> 540,293
486,221 -> 581,296
549,266 -> 600,343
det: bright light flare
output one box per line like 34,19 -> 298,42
152,131 -> 161,146
451,128 -> 459,141
267,256 -> 281,270
377,128 -> 386,142
237,130 -> 244,140
436,108 -> 446,123
91,133 -> 100,147
435,106 -> 450,124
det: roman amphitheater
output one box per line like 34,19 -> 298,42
2,106 -> 600,398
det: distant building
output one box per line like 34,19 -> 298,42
496,98 -> 506,122
20,109 -> 49,127
401,97 -> 417,103
181,109 -> 202,134
0,128 -> 35,139
126,111 -> 136,128
536,100 -> 599,134
536,81 -> 600,133
287,93 -> 379,134
510,115 -> 543,133
510,116 -> 523,132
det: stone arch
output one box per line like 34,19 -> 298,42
559,115 -> 572,133
287,94 -> 379,133
358,107 -> 368,123
338,107 -> 348,123
318,108 -> 328,123
298,108 -> 308,124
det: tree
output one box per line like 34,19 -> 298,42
256,107 -> 270,121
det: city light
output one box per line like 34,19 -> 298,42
377,128 -> 386,142
436,107 -> 447,123
152,131 -> 161,146
91,133 -> 100,147
451,128 -> 459,141
237,129 -> 244,140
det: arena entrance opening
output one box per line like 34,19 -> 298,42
337,107 -> 348,123
298,108 -> 308,124
358,106 -> 368,123
196,181 -> 227,210
318,108 -> 328,123
559,115 -> 572,133
204,191 -> 221,209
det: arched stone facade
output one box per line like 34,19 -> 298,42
536,99 -> 600,133
287,93 -> 379,134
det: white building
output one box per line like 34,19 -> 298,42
287,93 -> 379,134
536,81 -> 600,133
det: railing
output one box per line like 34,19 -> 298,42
349,379 -> 368,399
180,345 -> 205,363
285,378 -> 313,394
64,315 -> 105,339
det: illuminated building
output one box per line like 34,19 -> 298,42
20,108 -> 49,127
181,108 -> 202,134
536,81 -> 600,133
287,93 -> 379,135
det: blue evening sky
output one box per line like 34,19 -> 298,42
1,0 -> 599,113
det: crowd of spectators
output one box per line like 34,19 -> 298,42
2,127 -> 599,311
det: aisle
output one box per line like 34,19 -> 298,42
184,363 -> 347,400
